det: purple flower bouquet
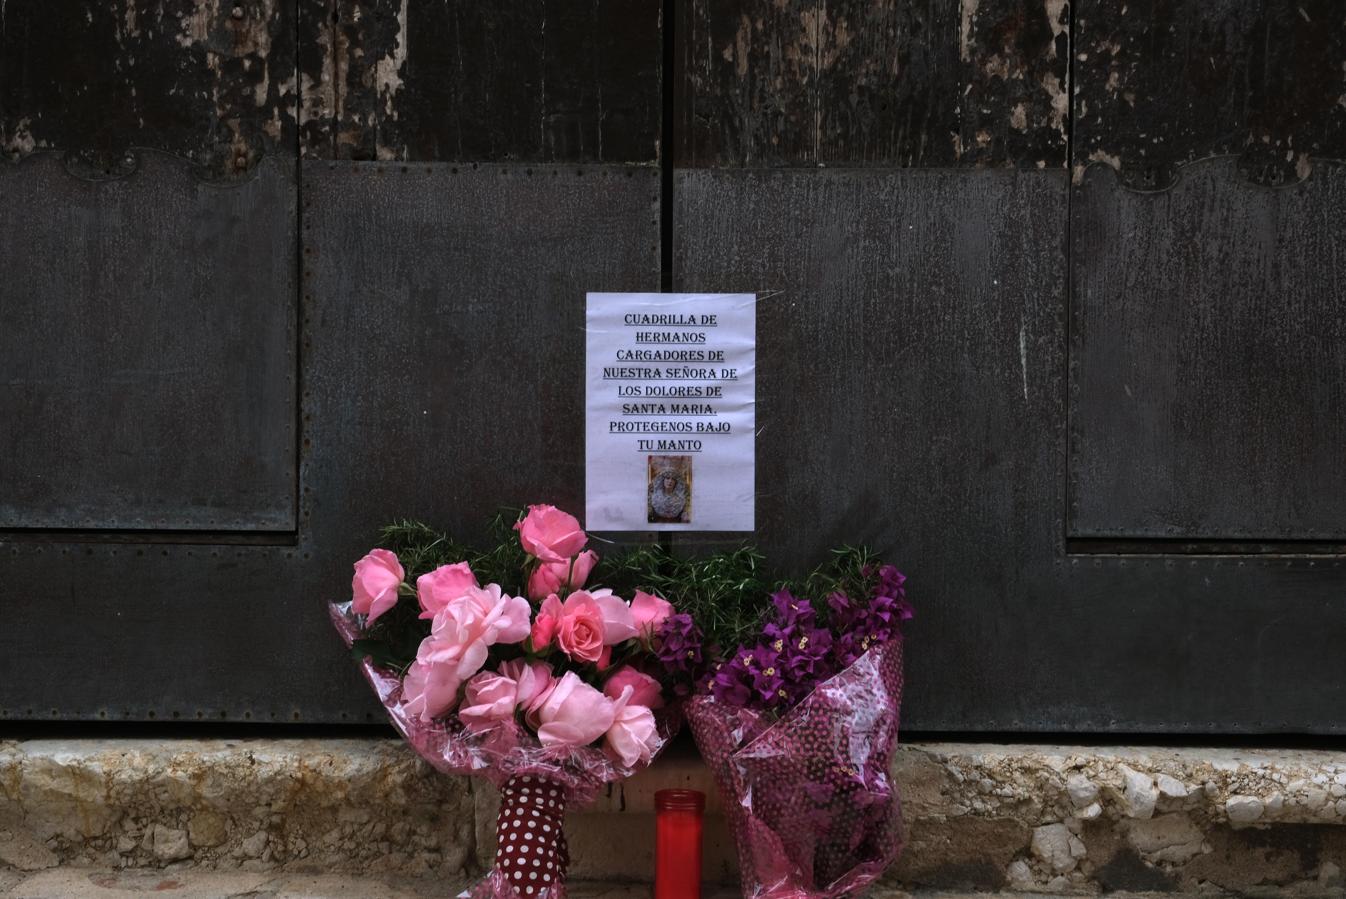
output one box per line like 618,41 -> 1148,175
687,569 -> 911,899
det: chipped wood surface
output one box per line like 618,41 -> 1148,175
1073,0 -> 1346,188
0,0 -> 296,177
675,0 -> 1070,167
298,0 -> 662,162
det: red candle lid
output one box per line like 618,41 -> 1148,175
655,789 -> 706,812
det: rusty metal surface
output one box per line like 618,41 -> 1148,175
674,167 -> 1346,733
0,0 -> 296,178
1069,158 -> 1346,540
0,150 -> 297,531
1073,0 -> 1346,189
675,0 -> 1070,168
298,0 -> 661,162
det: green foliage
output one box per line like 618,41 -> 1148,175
600,543 -> 774,652
783,545 -> 882,624
378,510 -> 529,586
354,511 -> 886,668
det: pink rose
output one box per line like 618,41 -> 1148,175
603,666 -> 664,710
527,550 -> 600,602
554,592 -> 607,663
527,563 -> 564,602
416,562 -> 479,618
420,616 -> 490,691
604,685 -> 659,767
351,549 -> 404,625
418,585 -> 530,695
514,504 -> 587,563
401,653 -> 466,722
458,670 -> 521,732
589,589 -> 639,645
442,584 -> 533,646
532,672 -> 616,749
499,658 -> 554,709
630,590 -> 673,639
570,550 -> 599,590
531,594 -> 563,650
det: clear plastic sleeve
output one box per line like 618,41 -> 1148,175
686,638 -> 905,899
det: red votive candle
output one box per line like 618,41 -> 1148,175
655,789 -> 705,899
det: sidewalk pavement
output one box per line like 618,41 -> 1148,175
0,868 -> 1319,899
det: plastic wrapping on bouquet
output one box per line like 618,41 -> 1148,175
687,638 -> 905,899
329,602 -> 678,899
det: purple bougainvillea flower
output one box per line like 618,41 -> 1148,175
876,565 -> 907,600
782,625 -> 834,681
770,589 -> 817,629
654,612 -> 704,676
711,646 -> 756,706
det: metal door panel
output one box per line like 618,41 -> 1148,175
1069,159 -> 1346,540
675,167 -> 1346,733
0,152 -> 297,530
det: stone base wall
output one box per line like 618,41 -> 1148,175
3,739 -> 1345,893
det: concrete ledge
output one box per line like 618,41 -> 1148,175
3,739 -> 1346,894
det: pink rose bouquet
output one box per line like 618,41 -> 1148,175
331,506 -> 697,899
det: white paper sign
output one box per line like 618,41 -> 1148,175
585,293 -> 755,531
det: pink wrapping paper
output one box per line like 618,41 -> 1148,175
330,601 -> 674,898
687,638 -> 905,899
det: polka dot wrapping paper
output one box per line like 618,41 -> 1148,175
463,776 -> 570,899
687,638 -> 905,899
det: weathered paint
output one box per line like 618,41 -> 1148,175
0,0 -> 296,177
1073,0 -> 1346,188
298,0 -> 661,162
675,0 -> 1070,167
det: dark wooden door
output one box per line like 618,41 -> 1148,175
2,0 -> 1343,733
